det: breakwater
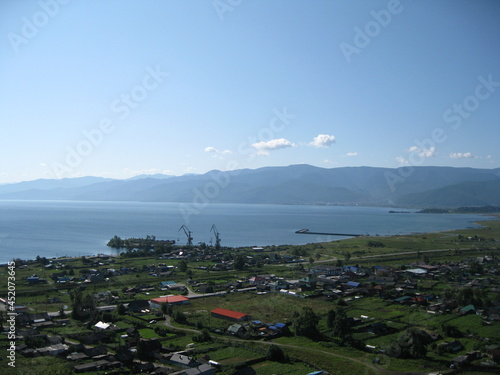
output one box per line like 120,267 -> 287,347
295,229 -> 365,237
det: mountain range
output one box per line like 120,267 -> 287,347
1,165 -> 499,207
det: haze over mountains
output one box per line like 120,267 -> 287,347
1,165 -> 499,207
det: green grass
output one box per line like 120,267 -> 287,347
138,327 -> 158,339
253,361 -> 315,375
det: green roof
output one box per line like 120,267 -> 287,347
460,304 -> 475,312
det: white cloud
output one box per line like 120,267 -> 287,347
204,146 -> 233,158
323,159 -> 338,165
345,152 -> 358,157
204,146 -> 218,153
407,146 -> 436,158
396,156 -> 409,165
449,152 -> 475,159
310,134 -> 336,148
251,138 -> 295,156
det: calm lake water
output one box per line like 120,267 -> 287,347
0,200 -> 490,263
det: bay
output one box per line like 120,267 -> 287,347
0,200 -> 489,264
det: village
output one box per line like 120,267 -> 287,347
2,223 -> 500,375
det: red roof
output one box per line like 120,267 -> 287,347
211,308 -> 249,320
151,295 -> 189,304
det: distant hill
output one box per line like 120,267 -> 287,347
397,179 -> 500,207
0,165 -> 499,208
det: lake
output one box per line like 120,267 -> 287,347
0,200 -> 490,263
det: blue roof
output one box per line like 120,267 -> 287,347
275,323 -> 286,328
343,266 -> 358,272
347,281 -> 360,287
306,372 -> 323,375
252,320 -> 262,324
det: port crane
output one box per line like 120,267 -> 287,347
178,225 -> 193,247
210,224 -> 221,250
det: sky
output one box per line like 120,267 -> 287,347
1,0 -> 499,184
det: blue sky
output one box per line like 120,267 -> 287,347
1,0 -> 499,183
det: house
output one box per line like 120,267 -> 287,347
170,353 -> 199,368
269,279 -> 289,291
226,324 -> 247,338
406,268 -> 427,277
134,362 -> 156,373
67,352 -> 89,361
297,276 -> 317,291
248,276 -> 267,284
37,343 -> 69,356
343,266 -> 358,274
27,275 -> 40,284
310,265 -> 343,276
451,355 -> 471,368
74,360 -> 121,373
394,296 -> 412,304
183,364 -> 216,375
459,304 -> 476,315
485,344 -> 500,362
150,295 -> 190,309
346,281 -> 360,288
170,364 -> 215,375
211,308 -> 251,322
443,340 -> 464,353
94,321 -> 112,330
159,280 -> 177,288
128,299 -> 150,313
126,327 -> 140,338
84,345 -> 108,358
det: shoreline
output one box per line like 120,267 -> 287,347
3,215 -> 499,266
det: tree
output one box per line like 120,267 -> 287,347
331,306 -> 349,343
178,260 -> 188,273
441,323 -> 462,338
386,328 -> 431,359
266,344 -> 287,362
293,307 -> 320,339
193,329 -> 212,343
117,303 -> 127,315
172,310 -> 186,323
326,309 -> 336,330
137,338 -> 161,360
234,254 -> 246,271
70,288 -> 96,321
161,303 -> 173,316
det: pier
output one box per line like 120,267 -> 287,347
295,229 -> 365,237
